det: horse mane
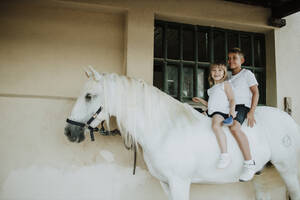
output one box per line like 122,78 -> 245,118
100,73 -> 206,145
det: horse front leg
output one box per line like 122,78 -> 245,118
160,181 -> 171,200
252,176 -> 271,200
168,178 -> 191,200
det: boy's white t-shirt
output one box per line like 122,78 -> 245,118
229,69 -> 258,108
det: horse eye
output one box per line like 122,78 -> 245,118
85,93 -> 92,101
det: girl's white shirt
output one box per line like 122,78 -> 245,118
207,81 -> 230,115
229,69 -> 258,108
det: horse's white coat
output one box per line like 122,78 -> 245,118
67,68 -> 300,200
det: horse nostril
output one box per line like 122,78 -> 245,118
64,126 -> 71,137
78,131 -> 85,143
67,132 -> 71,138
64,125 -> 85,143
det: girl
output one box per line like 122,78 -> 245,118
192,63 -> 236,169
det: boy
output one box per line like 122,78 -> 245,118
228,48 -> 259,182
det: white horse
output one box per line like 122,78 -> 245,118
64,67 -> 300,200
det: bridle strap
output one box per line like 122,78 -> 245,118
86,107 -> 102,125
66,107 -> 102,129
89,130 -> 95,141
66,118 -> 85,127
66,106 -> 120,139
66,106 -> 103,141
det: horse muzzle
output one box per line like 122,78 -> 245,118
64,124 -> 85,143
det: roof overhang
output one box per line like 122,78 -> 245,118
224,0 -> 300,27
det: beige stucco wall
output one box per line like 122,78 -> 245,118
0,1 -> 125,98
265,30 -> 278,107
274,12 -> 300,123
1,0 -> 298,199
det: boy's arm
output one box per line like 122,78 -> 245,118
247,85 -> 259,127
224,82 -> 236,118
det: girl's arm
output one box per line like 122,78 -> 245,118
192,97 -> 208,106
224,82 -> 236,118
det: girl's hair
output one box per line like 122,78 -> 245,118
208,63 -> 228,87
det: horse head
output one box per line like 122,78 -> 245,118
64,66 -> 109,143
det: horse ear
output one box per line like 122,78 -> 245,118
88,66 -> 102,81
84,67 -> 92,78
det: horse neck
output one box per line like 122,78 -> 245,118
102,74 -> 201,152
103,76 -> 170,150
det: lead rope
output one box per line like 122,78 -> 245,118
98,122 -> 137,175
123,134 -> 137,175
133,143 -> 137,175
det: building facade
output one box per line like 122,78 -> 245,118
0,0 -> 299,199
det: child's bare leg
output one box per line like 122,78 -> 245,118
212,115 -> 227,153
212,115 -> 231,168
230,120 -> 256,181
229,120 -> 252,160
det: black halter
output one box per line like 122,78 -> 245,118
66,107 -> 120,141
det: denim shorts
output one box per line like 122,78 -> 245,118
234,104 -> 250,125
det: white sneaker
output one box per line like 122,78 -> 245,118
217,153 -> 231,169
239,160 -> 256,182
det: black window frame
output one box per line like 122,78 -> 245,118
154,20 -> 266,105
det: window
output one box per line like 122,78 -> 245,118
154,20 -> 266,104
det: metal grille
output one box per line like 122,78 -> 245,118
154,20 -> 266,105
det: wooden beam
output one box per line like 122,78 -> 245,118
223,0 -> 272,8
272,0 -> 300,18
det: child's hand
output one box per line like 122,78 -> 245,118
192,97 -> 201,103
230,110 -> 236,118
192,97 -> 208,106
247,111 -> 256,127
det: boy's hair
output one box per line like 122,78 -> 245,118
228,47 -> 244,59
208,63 -> 228,87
